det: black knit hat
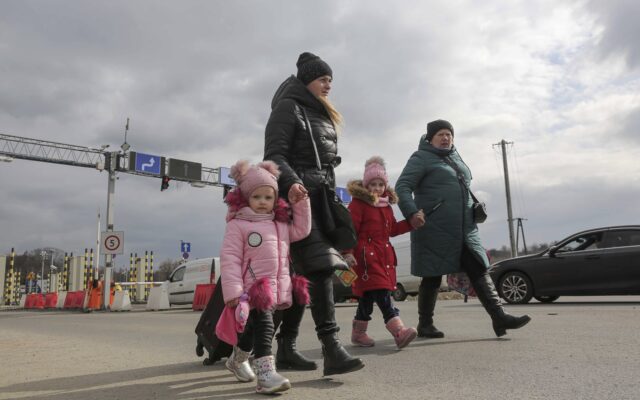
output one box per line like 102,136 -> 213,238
426,119 -> 454,142
296,52 -> 333,85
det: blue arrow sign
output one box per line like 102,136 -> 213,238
335,187 -> 352,203
135,152 -> 162,175
181,242 -> 191,253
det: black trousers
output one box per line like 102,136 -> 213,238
237,309 -> 275,359
354,289 -> 399,324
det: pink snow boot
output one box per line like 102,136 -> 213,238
385,317 -> 417,349
351,319 -> 375,347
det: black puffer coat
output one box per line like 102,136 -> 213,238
264,75 -> 348,275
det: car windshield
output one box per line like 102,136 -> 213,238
557,232 -> 603,252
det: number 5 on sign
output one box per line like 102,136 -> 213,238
101,231 -> 125,255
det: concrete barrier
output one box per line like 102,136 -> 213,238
56,291 -> 67,309
146,282 -> 170,311
19,294 -> 26,308
111,290 -> 132,311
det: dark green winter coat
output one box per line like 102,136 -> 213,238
395,135 -> 489,277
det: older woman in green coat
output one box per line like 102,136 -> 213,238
395,119 -> 530,338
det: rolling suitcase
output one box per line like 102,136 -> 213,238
194,277 -> 233,365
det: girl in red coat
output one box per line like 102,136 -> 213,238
344,156 -> 419,349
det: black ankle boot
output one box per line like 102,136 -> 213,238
276,335 -> 318,371
417,323 -> 445,338
319,333 -> 364,376
472,273 -> 531,337
417,278 -> 445,338
491,312 -> 531,337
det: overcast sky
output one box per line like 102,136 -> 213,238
1,0 -> 639,270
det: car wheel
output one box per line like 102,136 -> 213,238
534,295 -> 559,303
393,283 -> 407,302
498,272 -> 533,304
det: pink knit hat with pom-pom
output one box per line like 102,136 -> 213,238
230,160 -> 280,200
363,156 -> 388,187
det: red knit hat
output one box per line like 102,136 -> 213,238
230,160 -> 280,200
363,156 -> 388,187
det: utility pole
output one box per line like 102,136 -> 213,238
494,139 -> 517,258
516,217 -> 528,255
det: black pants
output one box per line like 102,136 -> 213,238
275,270 -> 340,340
355,289 -> 399,324
237,309 -> 274,359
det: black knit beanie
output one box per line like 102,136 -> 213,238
426,119 -> 454,142
296,52 -> 333,85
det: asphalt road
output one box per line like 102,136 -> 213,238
1,296 -> 639,400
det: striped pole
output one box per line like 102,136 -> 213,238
83,248 -> 88,290
150,251 -> 154,286
144,251 -> 149,300
63,253 -> 69,291
13,268 -> 21,304
4,248 -> 15,305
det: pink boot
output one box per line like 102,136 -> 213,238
351,319 -> 375,347
385,317 -> 417,349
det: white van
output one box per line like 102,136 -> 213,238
167,257 -> 218,305
393,240 -> 448,301
392,241 -> 421,301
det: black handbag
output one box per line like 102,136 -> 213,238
301,107 -> 357,250
441,156 -> 488,224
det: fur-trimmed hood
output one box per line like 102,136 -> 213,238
224,187 -> 290,223
346,179 -> 399,206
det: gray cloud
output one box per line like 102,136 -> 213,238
588,0 -> 640,69
2,1 -> 639,265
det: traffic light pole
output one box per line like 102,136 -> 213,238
103,152 -> 117,309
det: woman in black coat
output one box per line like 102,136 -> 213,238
263,52 -> 364,376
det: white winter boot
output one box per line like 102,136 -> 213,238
225,346 -> 256,382
253,355 -> 291,394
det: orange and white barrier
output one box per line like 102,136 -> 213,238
44,293 -> 58,309
192,283 -> 216,311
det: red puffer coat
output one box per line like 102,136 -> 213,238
346,180 -> 412,297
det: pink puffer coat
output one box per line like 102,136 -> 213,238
220,198 -> 311,309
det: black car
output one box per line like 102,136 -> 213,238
489,225 -> 640,304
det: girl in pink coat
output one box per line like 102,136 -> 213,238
220,159 -> 311,394
344,156 -> 418,349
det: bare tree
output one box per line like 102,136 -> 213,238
154,258 -> 180,281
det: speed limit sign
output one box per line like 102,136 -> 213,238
101,231 -> 124,255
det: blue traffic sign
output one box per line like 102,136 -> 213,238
181,242 -> 191,253
335,187 -> 352,203
135,152 -> 162,175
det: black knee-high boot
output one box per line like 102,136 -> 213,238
417,277 -> 444,338
472,273 -> 531,337
275,302 -> 318,370
308,271 -> 364,376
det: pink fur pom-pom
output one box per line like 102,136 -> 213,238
224,187 -> 247,210
230,159 -> 250,182
365,155 -> 385,169
291,274 -> 310,305
248,277 -> 274,311
257,160 -> 280,179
